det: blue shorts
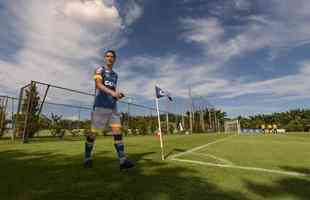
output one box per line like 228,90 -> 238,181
91,107 -> 121,133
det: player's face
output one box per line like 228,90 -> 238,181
105,52 -> 115,66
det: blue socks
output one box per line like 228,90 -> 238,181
85,142 -> 94,161
84,134 -> 126,164
114,143 -> 126,164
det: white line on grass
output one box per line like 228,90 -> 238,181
227,140 -> 310,145
172,158 -> 310,178
189,152 -> 234,165
169,135 -> 234,159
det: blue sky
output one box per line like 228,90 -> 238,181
1,0 -> 310,118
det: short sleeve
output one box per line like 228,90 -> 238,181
93,67 -> 103,80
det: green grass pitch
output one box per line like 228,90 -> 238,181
1,133 -> 310,200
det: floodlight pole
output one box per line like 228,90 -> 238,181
182,112 -> 185,130
188,86 -> 193,134
208,108 -> 212,130
11,97 -> 15,141
166,98 -> 169,134
200,109 -> 205,132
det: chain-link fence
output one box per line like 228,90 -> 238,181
15,81 -> 197,143
0,95 -> 18,139
1,80 -> 222,143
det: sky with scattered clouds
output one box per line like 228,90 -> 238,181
1,0 -> 310,118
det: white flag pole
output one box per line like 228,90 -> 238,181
156,97 -> 165,160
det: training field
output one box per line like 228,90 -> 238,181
1,133 -> 310,200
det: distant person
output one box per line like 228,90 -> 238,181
178,122 -> 184,131
267,124 -> 273,134
272,124 -> 278,134
261,124 -> 266,134
84,50 -> 134,170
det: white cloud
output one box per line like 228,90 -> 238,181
179,0 -> 310,102
233,0 -> 251,11
182,0 -> 310,66
116,0 -> 310,116
121,0 -> 143,26
218,61 -> 310,100
0,0 -> 141,102
117,54 -> 231,105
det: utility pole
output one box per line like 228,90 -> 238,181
188,86 -> 193,134
208,108 -> 212,130
166,98 -> 169,134
200,109 -> 205,132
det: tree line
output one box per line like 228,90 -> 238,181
237,109 -> 310,132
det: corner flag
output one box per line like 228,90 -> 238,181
155,86 -> 172,101
154,85 -> 173,160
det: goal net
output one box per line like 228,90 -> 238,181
224,119 -> 240,135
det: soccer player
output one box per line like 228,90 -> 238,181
84,50 -> 134,170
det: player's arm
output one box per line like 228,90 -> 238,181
114,74 -> 125,99
95,78 -> 119,98
93,69 -> 123,99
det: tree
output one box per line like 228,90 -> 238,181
50,113 -> 65,139
16,83 -> 41,139
236,109 -> 310,132
0,104 -> 7,137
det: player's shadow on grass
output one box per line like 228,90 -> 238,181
0,149 -> 251,200
165,148 -> 186,158
244,168 -> 310,200
26,136 -> 85,143
280,166 -> 310,175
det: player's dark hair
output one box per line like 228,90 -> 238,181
105,50 -> 116,58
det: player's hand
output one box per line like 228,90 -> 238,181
112,91 -> 125,100
119,92 -> 125,99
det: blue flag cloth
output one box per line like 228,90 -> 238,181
155,86 -> 172,101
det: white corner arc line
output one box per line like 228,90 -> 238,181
189,152 -> 234,165
169,136 -> 234,159
172,158 -> 310,178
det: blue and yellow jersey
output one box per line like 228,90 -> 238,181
93,66 -> 118,109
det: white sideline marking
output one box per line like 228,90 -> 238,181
169,136 -> 234,159
172,158 -> 310,178
228,140 -> 310,145
189,152 -> 234,165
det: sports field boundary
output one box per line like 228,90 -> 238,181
168,135 -> 235,159
168,135 -> 310,178
171,158 -> 310,178
189,152 -> 234,165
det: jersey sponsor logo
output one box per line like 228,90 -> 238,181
105,80 -> 115,87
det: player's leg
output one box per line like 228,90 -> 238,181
84,107 -> 108,168
110,112 -> 134,170
84,131 -> 96,168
